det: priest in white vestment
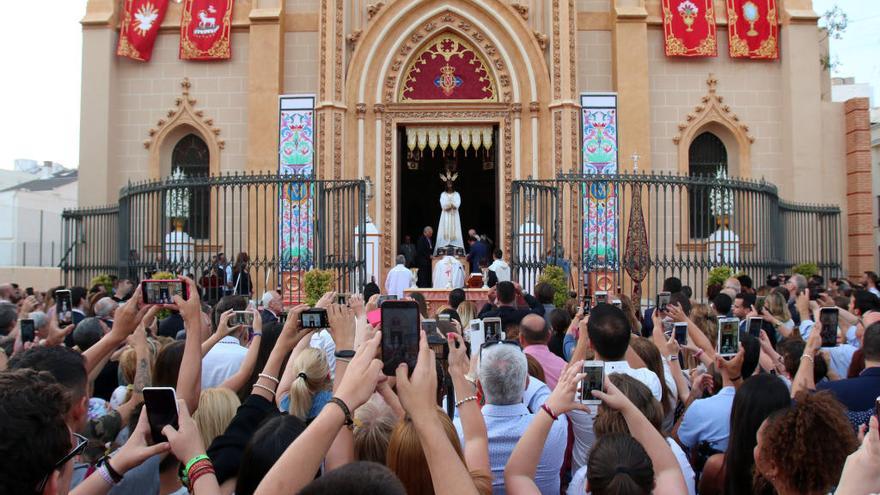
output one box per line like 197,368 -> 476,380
432,255 -> 465,289
385,255 -> 413,298
434,171 -> 464,254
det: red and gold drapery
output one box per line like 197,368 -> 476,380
117,0 -> 168,62
179,0 -> 234,60
662,0 -> 717,57
726,0 -> 779,59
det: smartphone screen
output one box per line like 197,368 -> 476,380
674,322 -> 688,346
580,361 -> 605,404
583,295 -> 592,312
337,293 -> 349,306
55,289 -> 72,325
657,291 -> 671,311
232,311 -> 254,327
612,299 -> 622,309
717,317 -> 740,357
819,308 -> 839,347
20,319 -> 35,343
595,292 -> 607,304
141,280 -> 187,305
748,317 -> 763,338
421,319 -> 438,335
483,317 -> 502,344
381,301 -> 420,375
437,318 -> 456,336
143,387 -> 178,444
300,308 -> 328,329
377,295 -> 398,306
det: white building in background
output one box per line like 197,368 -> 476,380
831,77 -> 875,106
0,169 -> 78,267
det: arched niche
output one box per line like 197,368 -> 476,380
674,74 -> 753,179
144,78 -> 224,179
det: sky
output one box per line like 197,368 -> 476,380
0,0 -> 877,170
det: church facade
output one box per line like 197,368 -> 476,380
77,0 -> 874,287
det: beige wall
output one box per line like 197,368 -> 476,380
108,32 -> 251,195
647,27 -> 783,180
577,31 -> 613,93
286,0 -> 318,13
0,267 -> 62,290
283,32 -> 319,94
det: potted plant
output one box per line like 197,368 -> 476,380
792,263 -> 819,279
538,265 -> 569,308
302,269 -> 336,306
708,266 -> 734,287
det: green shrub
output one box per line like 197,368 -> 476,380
538,265 -> 569,308
708,266 -> 734,287
792,263 -> 819,279
303,269 -> 336,306
89,274 -> 114,294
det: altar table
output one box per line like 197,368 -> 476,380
403,288 -> 490,316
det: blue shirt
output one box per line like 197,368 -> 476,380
455,403 -> 567,495
817,367 -> 880,427
677,386 -> 736,452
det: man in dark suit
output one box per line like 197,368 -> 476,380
416,226 -> 434,288
260,290 -> 283,325
466,236 -> 489,274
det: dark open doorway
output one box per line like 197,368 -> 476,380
397,126 -> 499,251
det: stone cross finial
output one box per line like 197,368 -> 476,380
631,151 -> 640,172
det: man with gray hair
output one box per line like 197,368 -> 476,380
260,290 -> 283,324
785,273 -> 808,325
459,342 -> 566,494
384,254 -> 412,299
93,297 -> 118,327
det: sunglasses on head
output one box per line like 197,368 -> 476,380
36,432 -> 88,492
479,339 -> 521,358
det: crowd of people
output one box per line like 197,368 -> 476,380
0,269 -> 878,495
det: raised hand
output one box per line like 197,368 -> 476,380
327,303 -> 355,350
544,361 -> 590,415
161,400 -> 206,464
395,331 -> 438,419
446,332 -> 469,378
216,309 -> 239,336
590,375 -> 634,412
279,304 -> 312,350
335,331 -> 384,411
110,407 -> 171,473
314,291 -> 337,310
171,277 -> 201,322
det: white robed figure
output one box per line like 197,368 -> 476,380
434,170 -> 464,254
432,255 -> 466,289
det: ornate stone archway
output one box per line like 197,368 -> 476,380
144,78 -> 224,180
343,0 -> 552,274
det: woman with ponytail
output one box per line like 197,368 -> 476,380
280,347 -> 333,422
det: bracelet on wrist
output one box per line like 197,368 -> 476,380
103,457 -> 124,483
455,395 -> 478,408
97,465 -> 118,486
800,353 -> 814,363
540,404 -> 559,421
257,373 -> 279,384
253,383 -> 276,396
329,396 -> 355,430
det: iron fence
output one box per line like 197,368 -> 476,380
61,173 -> 367,304
511,172 -> 842,303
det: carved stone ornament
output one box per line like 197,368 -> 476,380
367,1 -> 384,19
144,78 -> 225,150
673,74 -> 755,144
383,11 -> 513,103
381,110 -> 513,269
355,103 -> 368,116
534,31 -> 548,50
511,2 -> 529,19
347,30 -> 362,45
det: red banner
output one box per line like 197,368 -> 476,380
662,0 -> 717,57
117,0 -> 168,62
179,0 -> 234,60
727,0 -> 779,59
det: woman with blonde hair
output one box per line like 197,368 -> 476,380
282,347 -> 333,421
353,398 -> 399,463
761,290 -> 795,339
193,387 -> 241,448
456,301 -> 477,325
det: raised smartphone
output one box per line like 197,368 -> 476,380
231,310 -> 254,327
377,295 -> 398,306
483,316 -> 503,344
748,317 -> 763,338
20,319 -> 35,343
55,289 -> 72,325
717,317 -> 740,357
141,279 -> 188,305
381,300 -> 420,375
300,308 -> 328,329
580,360 -> 605,405
656,291 -> 671,312
595,291 -> 608,305
819,307 -> 839,347
143,387 -> 179,444
673,322 -> 688,346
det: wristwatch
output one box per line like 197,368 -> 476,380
334,350 -> 356,359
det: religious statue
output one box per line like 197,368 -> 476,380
434,168 -> 464,254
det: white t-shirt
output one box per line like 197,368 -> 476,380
569,361 -> 662,474
489,259 -> 511,282
201,336 -> 248,389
